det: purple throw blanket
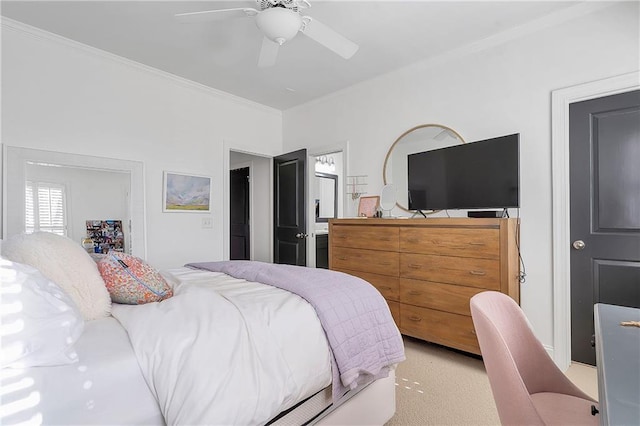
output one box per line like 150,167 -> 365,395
186,261 -> 405,402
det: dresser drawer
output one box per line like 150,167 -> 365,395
331,225 -> 399,251
399,279 -> 485,316
332,247 -> 399,277
400,253 -> 500,289
387,300 -> 400,327
400,227 -> 500,260
400,304 -> 480,354
340,269 -> 400,301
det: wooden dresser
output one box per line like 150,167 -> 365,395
329,218 -> 520,355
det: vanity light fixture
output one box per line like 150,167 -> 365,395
316,155 -> 334,165
316,155 -> 336,172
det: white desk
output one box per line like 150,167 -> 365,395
594,304 -> 640,426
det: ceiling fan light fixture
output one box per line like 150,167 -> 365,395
255,7 -> 302,45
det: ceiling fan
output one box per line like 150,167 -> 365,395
176,0 -> 359,68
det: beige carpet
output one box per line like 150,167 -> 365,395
386,336 -> 597,425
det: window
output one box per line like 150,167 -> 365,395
25,181 -> 67,236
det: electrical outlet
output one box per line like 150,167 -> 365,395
201,216 -> 213,229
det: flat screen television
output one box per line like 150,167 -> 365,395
407,134 -> 520,211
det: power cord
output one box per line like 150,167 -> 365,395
519,270 -> 527,284
516,207 -> 527,284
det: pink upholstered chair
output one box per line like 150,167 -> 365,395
470,291 -> 598,426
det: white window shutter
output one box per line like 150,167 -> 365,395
25,181 -> 67,236
25,182 -> 35,233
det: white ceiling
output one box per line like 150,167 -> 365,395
2,1 -> 582,110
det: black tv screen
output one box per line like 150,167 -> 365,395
407,134 -> 520,211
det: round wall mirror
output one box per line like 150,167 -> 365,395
383,124 -> 464,212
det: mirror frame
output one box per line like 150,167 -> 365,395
314,172 -> 338,223
3,146 -> 147,258
383,124 -> 465,213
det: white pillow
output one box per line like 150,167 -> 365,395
2,232 -> 111,320
0,258 -> 85,368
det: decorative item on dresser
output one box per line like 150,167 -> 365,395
357,195 -> 380,218
329,217 -> 520,354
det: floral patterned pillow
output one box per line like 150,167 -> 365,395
97,253 -> 172,304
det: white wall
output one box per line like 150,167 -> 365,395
1,19 -> 283,269
282,3 -> 640,352
229,151 -> 272,262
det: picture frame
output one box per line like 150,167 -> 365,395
85,220 -> 125,254
163,171 -> 211,212
357,195 -> 380,218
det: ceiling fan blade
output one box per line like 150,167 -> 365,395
302,17 -> 359,59
175,8 -> 258,23
258,37 -> 280,68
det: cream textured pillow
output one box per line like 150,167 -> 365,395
2,232 -> 111,320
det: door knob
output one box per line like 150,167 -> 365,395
572,240 -> 586,250
295,233 -> 308,239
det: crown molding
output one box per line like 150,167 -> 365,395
1,17 -> 281,117
287,1 -> 617,112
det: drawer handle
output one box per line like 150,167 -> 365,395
408,316 -> 422,322
408,290 -> 422,296
469,270 -> 486,276
406,238 -> 419,244
408,264 -> 422,269
380,261 -> 393,266
380,286 -> 392,291
335,235 -> 347,239
337,256 -> 348,261
379,237 -> 392,242
469,242 -> 486,246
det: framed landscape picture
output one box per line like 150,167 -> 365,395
163,171 -> 211,212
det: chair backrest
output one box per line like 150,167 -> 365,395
470,291 -> 591,425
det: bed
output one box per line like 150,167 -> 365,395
1,236 -> 404,426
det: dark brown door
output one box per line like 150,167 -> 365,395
570,89 -> 640,365
230,167 -> 250,260
273,149 -> 307,265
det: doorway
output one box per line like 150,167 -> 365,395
273,149 -> 307,266
226,144 -> 347,267
228,151 -> 272,263
305,145 -> 347,268
551,71 -> 640,370
230,166 -> 250,260
569,90 -> 640,365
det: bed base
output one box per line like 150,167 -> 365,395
271,370 -> 396,426
314,370 -> 396,425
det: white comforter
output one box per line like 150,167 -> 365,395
112,267 -> 332,426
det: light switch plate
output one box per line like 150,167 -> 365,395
201,216 -> 213,229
